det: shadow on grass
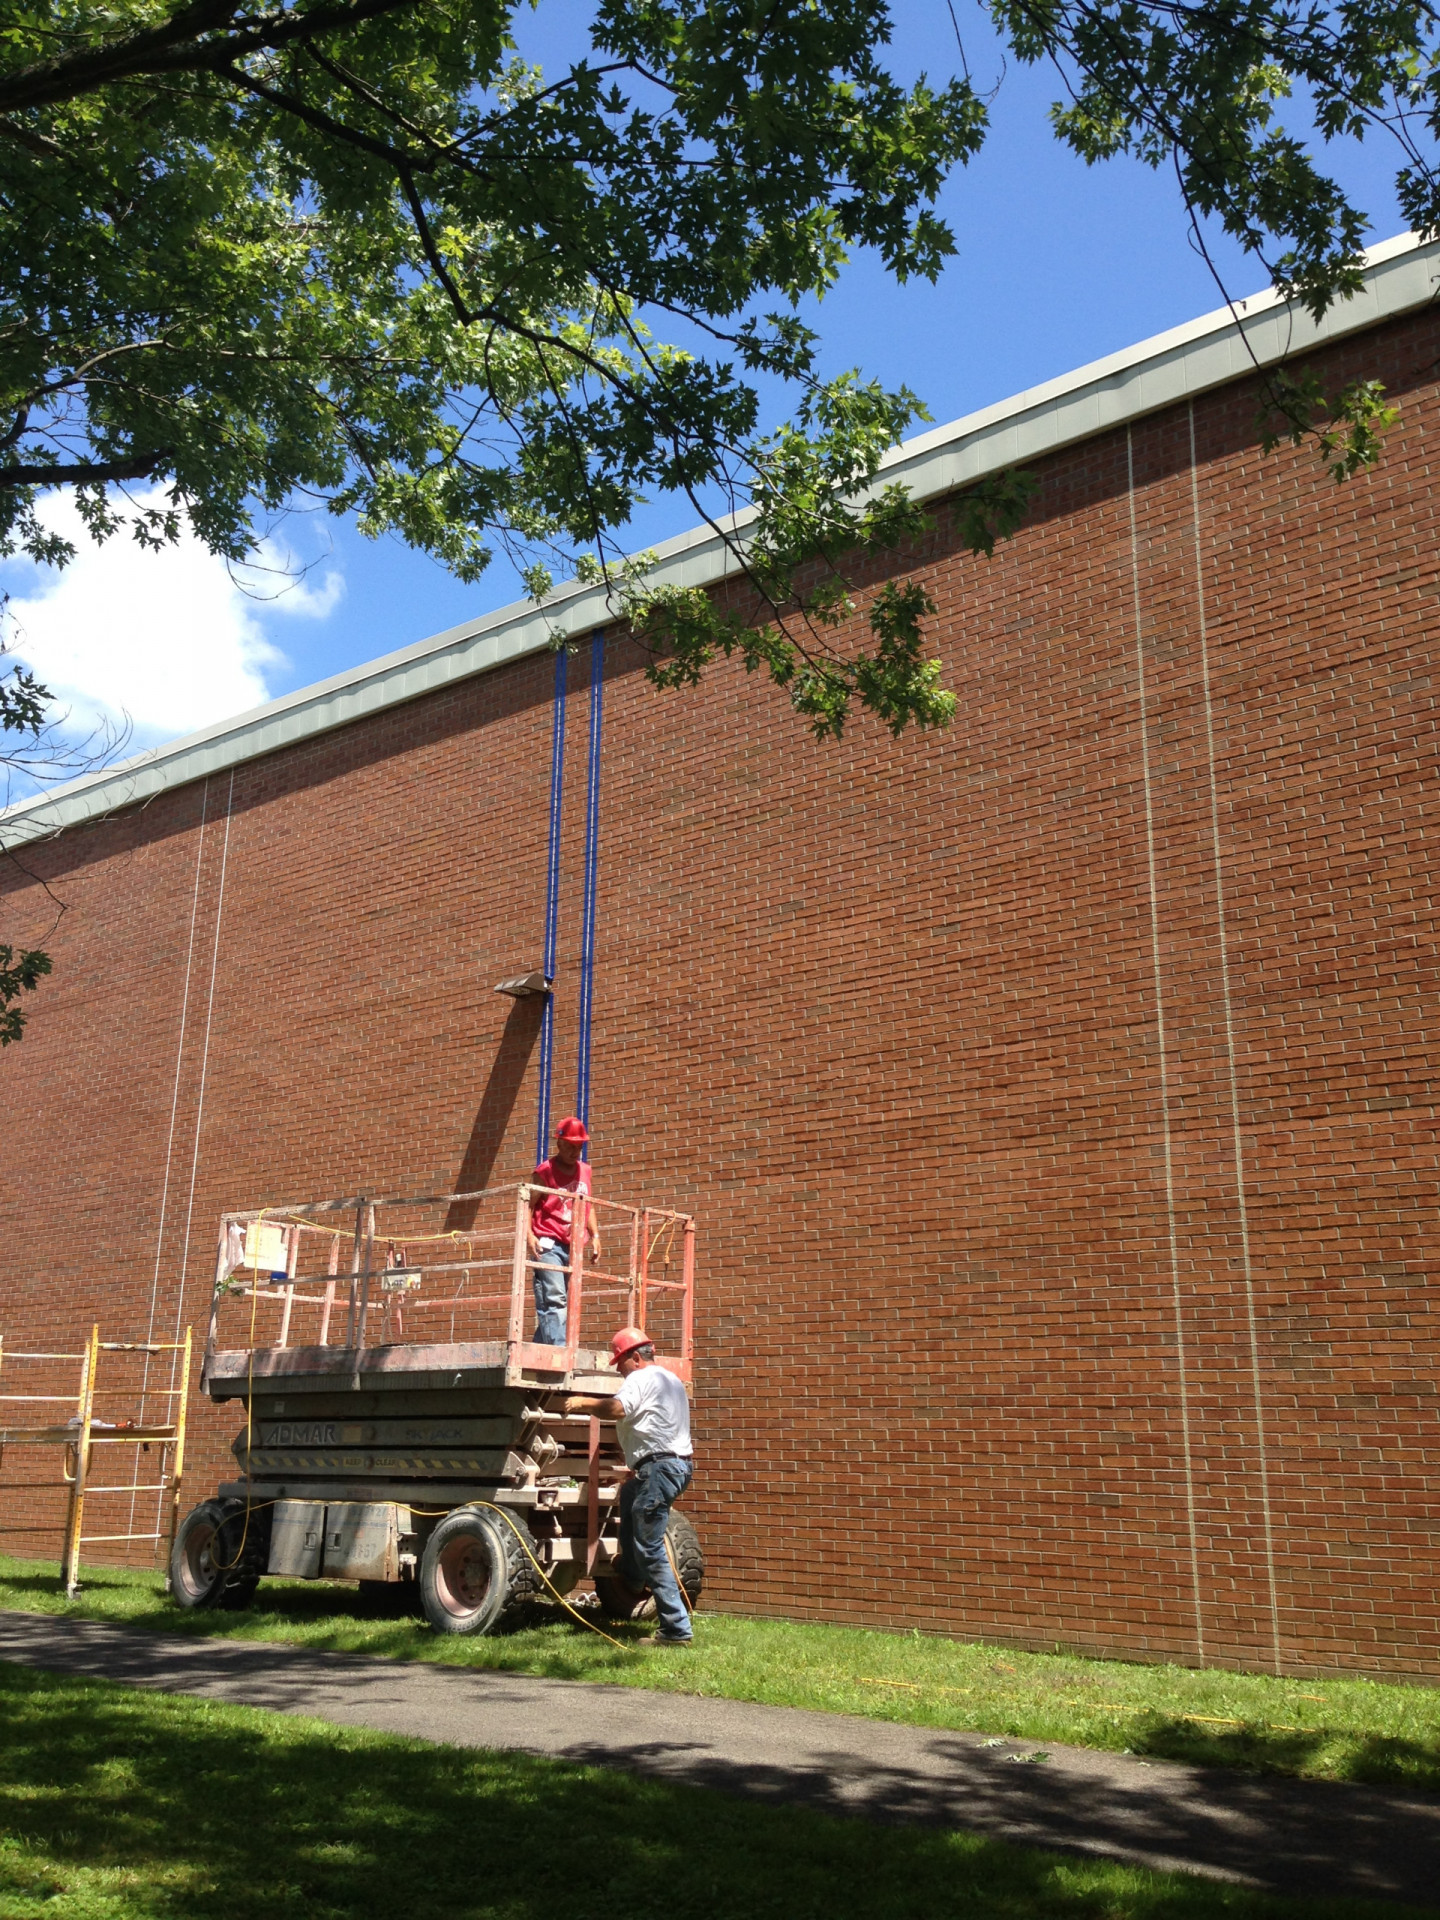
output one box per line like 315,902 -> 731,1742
1,1561 -> 643,1661
1134,1718 -> 1440,1795
5,1559 -> 1440,1796
0,1569 -> 67,1600
213,1591 -> 655,1678
2,1560 -> 658,1684
0,1665 -> 1420,1920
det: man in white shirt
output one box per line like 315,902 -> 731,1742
562,1324 -> 694,1644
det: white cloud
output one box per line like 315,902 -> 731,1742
1,489 -> 344,747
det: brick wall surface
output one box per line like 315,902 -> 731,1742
2,307 -> 1437,1679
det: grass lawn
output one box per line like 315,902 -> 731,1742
0,1663 -> 1429,1920
3,1555 -> 1439,1796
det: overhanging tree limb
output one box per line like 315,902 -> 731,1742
0,453 -> 171,487
0,0 -> 1432,750
0,0 -> 431,114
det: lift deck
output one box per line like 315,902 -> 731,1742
179,1181 -> 702,1634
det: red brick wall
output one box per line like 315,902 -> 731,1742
3,306 -> 1437,1679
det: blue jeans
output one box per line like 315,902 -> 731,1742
532,1237 -> 569,1346
619,1455 -> 694,1640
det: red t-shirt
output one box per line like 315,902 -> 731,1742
531,1156 -> 591,1246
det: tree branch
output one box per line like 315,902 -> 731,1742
0,113 -> 68,158
0,0 -> 428,115
217,57 -> 436,172
393,169 -> 475,320
0,452 -> 170,487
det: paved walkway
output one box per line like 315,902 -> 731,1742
2,1610 -> 1438,1906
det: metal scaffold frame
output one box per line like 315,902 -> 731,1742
0,1324 -> 192,1595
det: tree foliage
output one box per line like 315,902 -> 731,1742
0,0 -> 1432,770
0,940 -> 50,1043
992,0 -> 1440,313
0,0 -> 994,742
992,0 -> 1439,481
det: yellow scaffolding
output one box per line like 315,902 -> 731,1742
0,1324 -> 192,1596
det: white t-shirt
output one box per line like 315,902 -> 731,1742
615,1363 -> 693,1467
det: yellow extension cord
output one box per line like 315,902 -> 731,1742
394,1497 -> 694,1651
404,1497 -> 630,1652
482,1498 -> 696,1643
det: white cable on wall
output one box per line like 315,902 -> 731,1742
142,777 -> 210,1360
130,777 -> 210,1545
1187,401 -> 1284,1674
1127,425 -> 1206,1661
171,767 -> 235,1339
153,769 -> 235,1545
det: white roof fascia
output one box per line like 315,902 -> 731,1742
4,230 -> 1436,851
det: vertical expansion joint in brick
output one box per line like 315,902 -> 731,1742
1127,423 -> 1207,1666
1185,400 -> 1283,1677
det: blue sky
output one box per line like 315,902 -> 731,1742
0,1 -> 1411,771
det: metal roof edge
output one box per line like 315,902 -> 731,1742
5,230 -> 1436,851
880,229 -> 1438,503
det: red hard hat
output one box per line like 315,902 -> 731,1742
609,1325 -> 651,1364
557,1116 -> 589,1143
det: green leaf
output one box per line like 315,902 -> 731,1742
0,944 -> 53,1046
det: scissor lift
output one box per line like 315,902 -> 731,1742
180,1181 -> 702,1633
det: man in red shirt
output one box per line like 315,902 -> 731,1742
529,1116 -> 601,1346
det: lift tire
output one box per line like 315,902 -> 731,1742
595,1509 -> 705,1620
218,1499 -> 269,1610
419,1505 -> 540,1636
170,1498 -> 265,1611
666,1510 -> 705,1608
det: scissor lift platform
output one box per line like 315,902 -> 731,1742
181,1182 -> 701,1634
205,1336 -> 629,1396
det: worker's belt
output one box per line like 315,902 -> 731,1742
630,1451 -> 691,1471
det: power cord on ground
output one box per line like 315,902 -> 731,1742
480,1499 -> 636,1653
664,1530 -> 694,1615
407,1497 -> 635,1653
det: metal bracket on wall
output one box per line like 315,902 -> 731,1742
494,971 -> 552,998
